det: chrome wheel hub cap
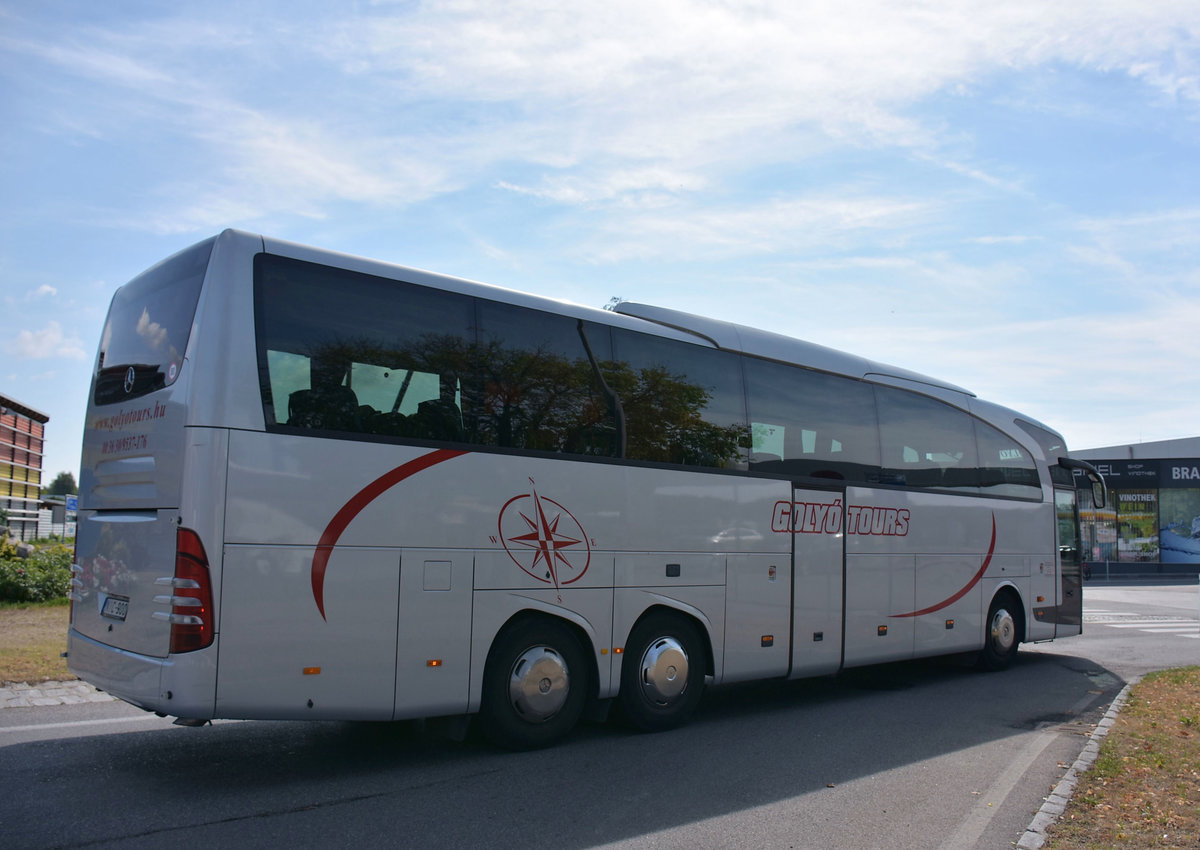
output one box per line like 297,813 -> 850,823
638,636 -> 689,705
508,646 -> 569,722
989,608 -> 1016,652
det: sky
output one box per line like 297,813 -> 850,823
3,1 -> 1200,482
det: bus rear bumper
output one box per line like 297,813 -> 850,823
66,628 -> 217,719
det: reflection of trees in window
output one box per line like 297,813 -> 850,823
252,256 -> 1043,493
269,335 -> 747,469
257,255 -> 750,471
601,360 -> 748,468
606,330 -> 749,469
472,339 -> 618,457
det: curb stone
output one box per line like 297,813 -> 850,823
0,680 -> 116,709
1015,678 -> 1140,850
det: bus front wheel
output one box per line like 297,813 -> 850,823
620,613 -> 706,732
479,618 -> 589,749
977,594 -> 1021,671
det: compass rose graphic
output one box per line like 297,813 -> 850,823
498,481 -> 591,589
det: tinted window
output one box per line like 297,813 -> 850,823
1017,418 -> 1075,487
877,386 -> 979,491
746,360 -> 880,482
94,238 -> 212,405
606,330 -> 748,469
256,256 -> 619,457
253,254 -> 1040,497
975,421 -> 1041,499
475,303 -> 619,457
255,255 -> 474,440
1016,418 -> 1067,458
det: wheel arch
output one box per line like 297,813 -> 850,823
988,583 -> 1028,643
975,583 -> 1027,672
624,603 -> 715,679
488,608 -> 601,704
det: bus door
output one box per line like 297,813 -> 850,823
788,487 -> 845,678
1053,487 -> 1083,635
1030,487 -> 1083,639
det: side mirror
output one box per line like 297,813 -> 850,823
1057,457 -> 1107,510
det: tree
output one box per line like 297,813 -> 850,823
45,471 -> 77,496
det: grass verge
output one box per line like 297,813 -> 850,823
1046,667 -> 1200,849
0,600 -> 73,684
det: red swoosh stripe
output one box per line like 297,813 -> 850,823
311,448 -> 467,620
891,513 -> 997,619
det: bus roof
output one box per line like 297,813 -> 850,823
614,301 -> 975,399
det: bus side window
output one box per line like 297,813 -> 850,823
475,303 -> 619,457
876,386 -> 978,492
255,254 -> 476,441
746,360 -> 879,482
608,329 -> 748,470
975,420 -> 1040,499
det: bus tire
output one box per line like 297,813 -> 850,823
977,593 -> 1021,671
479,618 -> 589,750
620,612 -> 706,732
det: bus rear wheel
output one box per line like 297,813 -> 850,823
479,618 -> 589,749
620,613 -> 706,732
977,594 -> 1021,671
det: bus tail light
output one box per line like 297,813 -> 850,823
153,528 -> 215,654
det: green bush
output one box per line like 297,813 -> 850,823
0,543 -> 73,602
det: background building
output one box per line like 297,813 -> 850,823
1,393 -> 49,542
1073,437 -> 1200,578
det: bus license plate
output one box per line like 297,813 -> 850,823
101,596 -> 129,622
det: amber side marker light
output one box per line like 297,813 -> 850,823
427,659 -> 443,668
303,667 -> 321,676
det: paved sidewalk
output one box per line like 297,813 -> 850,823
0,680 -> 116,709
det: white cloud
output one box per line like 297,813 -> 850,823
3,35 -> 173,92
319,2 -> 1200,158
968,236 -> 1038,246
1065,207 -> 1200,297
4,0 -> 1200,461
567,193 -> 934,263
12,1 -> 1199,226
10,321 -> 88,360
498,168 -> 709,205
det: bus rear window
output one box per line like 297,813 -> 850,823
93,239 -> 212,405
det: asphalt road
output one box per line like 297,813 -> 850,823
2,581 -> 1196,850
